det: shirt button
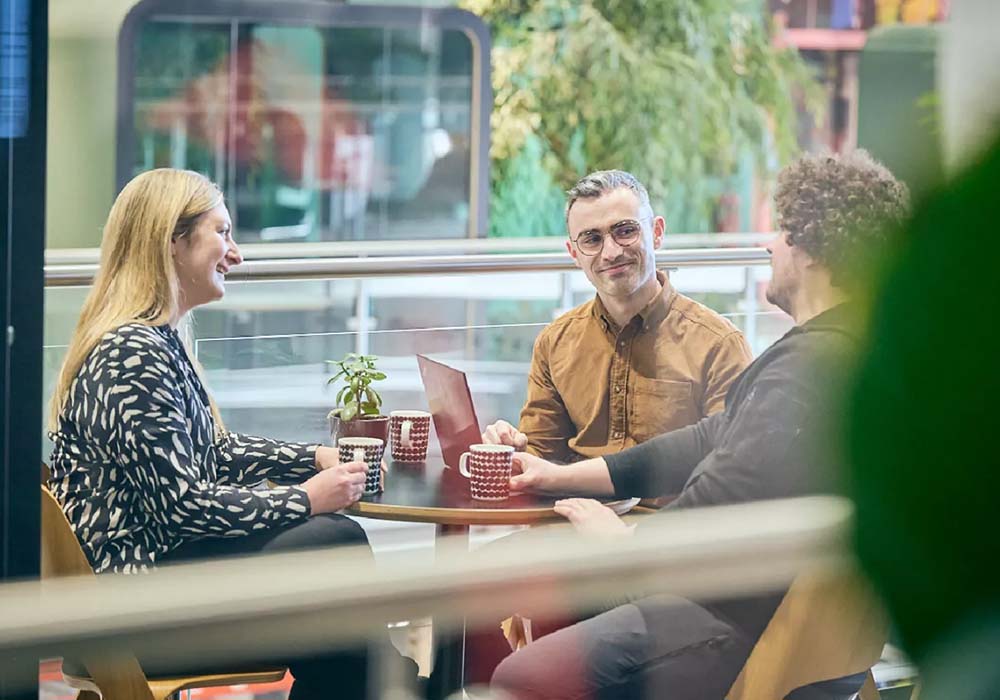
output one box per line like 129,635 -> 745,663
615,384 -> 623,393
613,431 -> 622,439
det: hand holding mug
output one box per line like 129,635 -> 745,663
314,445 -> 340,470
338,437 -> 386,494
302,460 -> 367,513
509,452 -> 559,493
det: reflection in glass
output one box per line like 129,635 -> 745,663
131,18 -> 474,243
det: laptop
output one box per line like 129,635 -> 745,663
416,354 -> 483,469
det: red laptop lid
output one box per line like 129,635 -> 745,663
416,354 -> 482,469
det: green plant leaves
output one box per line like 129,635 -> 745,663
340,405 -> 359,422
338,388 -> 354,407
466,0 -> 824,234
326,352 -> 385,416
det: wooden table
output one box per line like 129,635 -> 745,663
347,456 -> 637,526
345,456 -> 636,691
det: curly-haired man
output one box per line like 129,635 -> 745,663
485,151 -> 909,700
767,150 -> 909,315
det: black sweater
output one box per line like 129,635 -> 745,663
606,303 -> 858,508
605,303 -> 859,640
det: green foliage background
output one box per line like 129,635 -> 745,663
462,0 -> 823,235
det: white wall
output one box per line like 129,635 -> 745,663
940,0 -> 1000,171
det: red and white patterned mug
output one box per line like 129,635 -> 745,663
338,437 -> 385,494
390,410 -> 432,463
458,444 -> 514,501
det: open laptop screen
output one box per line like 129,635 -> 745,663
416,354 -> 483,469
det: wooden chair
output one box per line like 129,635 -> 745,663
726,570 -> 888,700
40,484 -> 287,700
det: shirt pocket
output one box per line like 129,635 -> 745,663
628,377 -> 701,443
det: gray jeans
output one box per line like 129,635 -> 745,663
491,594 -> 754,700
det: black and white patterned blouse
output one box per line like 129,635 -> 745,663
48,323 -> 318,574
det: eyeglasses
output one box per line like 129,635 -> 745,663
571,217 -> 651,256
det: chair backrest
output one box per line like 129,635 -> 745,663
40,485 -> 96,579
40,483 -> 157,700
727,570 -> 888,700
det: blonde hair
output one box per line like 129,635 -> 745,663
49,168 -> 226,431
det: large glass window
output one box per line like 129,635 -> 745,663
121,4 -> 488,242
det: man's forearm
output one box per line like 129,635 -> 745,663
552,457 -> 615,496
604,416 -> 719,498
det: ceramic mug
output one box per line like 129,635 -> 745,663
338,437 -> 385,495
458,444 -> 514,501
390,410 -> 432,463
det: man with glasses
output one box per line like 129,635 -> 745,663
483,170 -> 752,465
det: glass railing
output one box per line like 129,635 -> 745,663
193,274 -> 788,433
42,260 -> 791,455
196,325 -> 544,449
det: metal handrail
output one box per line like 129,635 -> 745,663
45,246 -> 771,287
0,496 -> 849,689
44,233 -> 775,265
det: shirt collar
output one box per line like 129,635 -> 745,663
797,301 -> 859,334
593,271 -> 675,333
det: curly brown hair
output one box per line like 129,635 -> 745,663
775,150 -> 910,291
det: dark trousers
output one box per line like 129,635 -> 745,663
455,594 -> 866,700
430,520 -> 867,700
158,514 -> 416,700
489,594 -> 754,700
427,523 -> 755,700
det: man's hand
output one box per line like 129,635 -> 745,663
483,420 -> 528,450
314,446 -> 340,470
510,452 -> 559,493
553,498 -> 633,538
302,461 -> 367,513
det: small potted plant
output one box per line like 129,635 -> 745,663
326,353 -> 390,444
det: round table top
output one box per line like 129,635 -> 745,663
345,457 -> 636,526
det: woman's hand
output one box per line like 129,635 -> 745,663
553,498 -> 633,539
302,461 -> 367,513
314,446 -> 340,470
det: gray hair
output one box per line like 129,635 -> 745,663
565,170 -> 654,225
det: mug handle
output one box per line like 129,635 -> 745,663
353,447 -> 366,463
458,452 -> 472,478
401,420 -> 413,448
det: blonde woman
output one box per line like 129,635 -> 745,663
47,168 -> 415,698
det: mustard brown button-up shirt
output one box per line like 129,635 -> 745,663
518,272 -> 752,463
